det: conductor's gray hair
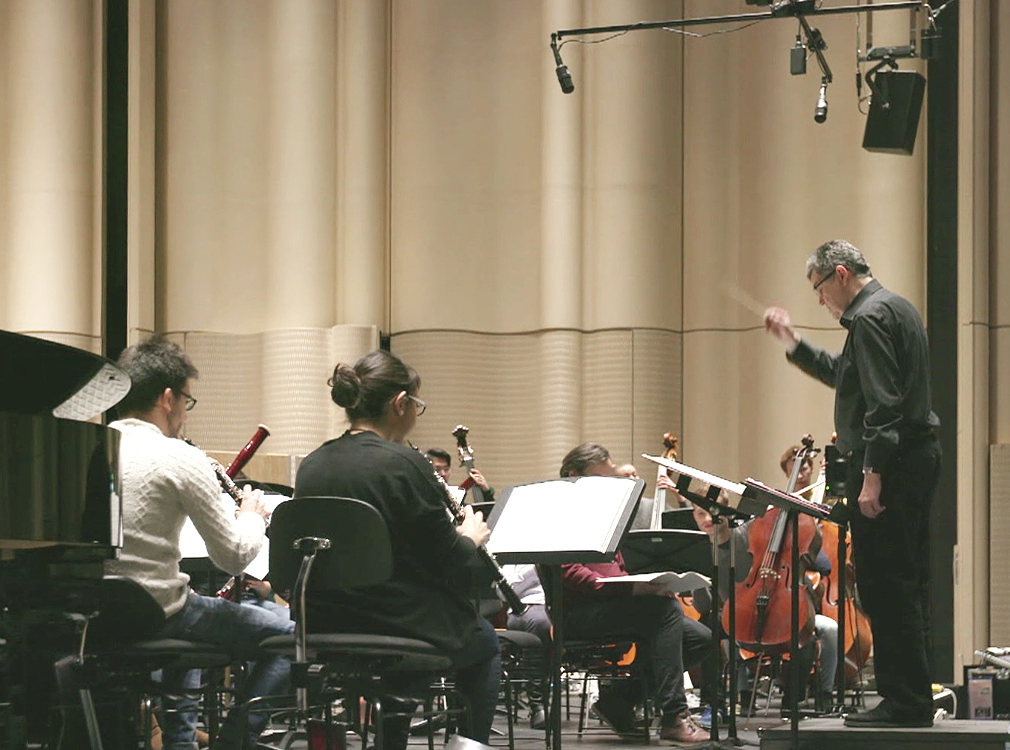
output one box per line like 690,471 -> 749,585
805,239 -> 872,280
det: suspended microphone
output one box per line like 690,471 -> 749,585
814,79 -> 828,123
551,35 -> 574,94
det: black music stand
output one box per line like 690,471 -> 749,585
740,478 -> 832,750
641,455 -> 763,749
620,529 -> 712,577
486,475 -> 645,750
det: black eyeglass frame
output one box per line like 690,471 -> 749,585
177,389 -> 198,411
812,266 -> 837,292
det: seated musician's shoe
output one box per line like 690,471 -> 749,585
592,693 -> 639,740
530,704 -> 546,730
659,710 -> 708,745
843,701 -> 933,728
694,705 -> 726,730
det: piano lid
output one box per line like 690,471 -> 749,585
0,330 -> 127,553
0,329 -> 130,421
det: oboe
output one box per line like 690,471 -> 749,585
414,445 -> 527,615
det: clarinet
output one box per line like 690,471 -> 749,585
414,445 -> 528,615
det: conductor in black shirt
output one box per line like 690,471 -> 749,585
294,350 -> 501,750
764,239 -> 941,729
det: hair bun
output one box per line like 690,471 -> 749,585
328,363 -> 362,409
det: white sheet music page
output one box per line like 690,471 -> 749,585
486,476 -> 636,556
596,570 -> 711,594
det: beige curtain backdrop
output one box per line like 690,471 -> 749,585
0,0 -> 102,354
1,0 -> 1008,672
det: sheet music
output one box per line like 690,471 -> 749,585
180,493 -> 288,579
487,476 -> 637,556
596,570 -> 711,594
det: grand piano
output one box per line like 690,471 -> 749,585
0,329 -> 128,558
0,329 -> 131,745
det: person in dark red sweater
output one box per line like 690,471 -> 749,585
558,443 -> 710,746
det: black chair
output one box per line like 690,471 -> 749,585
259,496 -> 463,750
65,576 -> 237,750
494,628 -> 549,749
536,566 -> 651,743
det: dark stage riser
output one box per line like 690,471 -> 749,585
759,718 -> 1009,750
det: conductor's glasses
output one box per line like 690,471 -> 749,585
812,267 -> 836,294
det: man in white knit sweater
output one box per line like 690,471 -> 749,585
107,337 -> 293,750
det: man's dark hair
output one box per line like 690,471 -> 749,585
560,442 -> 611,478
116,336 -> 198,414
425,447 -> 452,465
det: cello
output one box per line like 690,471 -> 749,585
807,446 -> 873,685
722,435 -> 820,655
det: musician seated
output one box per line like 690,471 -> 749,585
425,446 -> 496,503
558,443 -> 710,745
293,350 -> 501,750
615,463 -> 688,529
689,497 -> 838,710
107,337 -> 295,750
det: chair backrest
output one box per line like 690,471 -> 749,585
91,576 -> 166,644
268,496 -> 394,597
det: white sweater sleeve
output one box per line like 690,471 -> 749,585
169,440 -> 266,576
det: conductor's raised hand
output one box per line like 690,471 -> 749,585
457,503 -> 491,547
764,307 -> 801,351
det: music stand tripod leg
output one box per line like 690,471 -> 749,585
675,481 -> 759,749
712,509 -> 759,748
788,511 -> 801,750
834,517 -> 848,711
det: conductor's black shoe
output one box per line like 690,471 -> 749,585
530,704 -> 546,730
843,702 -> 933,728
592,694 -> 639,740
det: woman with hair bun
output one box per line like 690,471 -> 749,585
294,350 -> 501,750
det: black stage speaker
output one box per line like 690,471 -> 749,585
862,70 -> 926,155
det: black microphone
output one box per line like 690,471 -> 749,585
551,38 -> 574,94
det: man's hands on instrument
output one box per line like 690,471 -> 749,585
764,307 -> 801,353
457,503 -> 491,546
857,471 -> 885,518
656,473 -> 687,507
469,468 -> 490,492
238,484 -> 268,520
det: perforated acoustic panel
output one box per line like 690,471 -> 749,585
392,328 -> 682,496
181,325 -> 378,458
991,444 -> 1010,644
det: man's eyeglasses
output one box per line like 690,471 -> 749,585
812,267 -> 837,293
177,390 -> 198,411
406,395 -> 426,416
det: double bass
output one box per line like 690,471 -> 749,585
452,424 -> 485,504
651,432 -> 704,622
722,435 -> 820,655
650,432 -> 680,529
